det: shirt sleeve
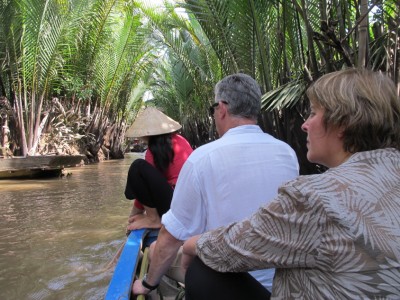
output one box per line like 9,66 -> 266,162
162,160 -> 206,240
196,182 -> 322,272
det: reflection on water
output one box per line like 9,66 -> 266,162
0,153 -> 143,300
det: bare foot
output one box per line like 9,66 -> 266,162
126,215 -> 162,230
128,214 -> 146,224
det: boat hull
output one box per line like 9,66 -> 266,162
0,155 -> 84,179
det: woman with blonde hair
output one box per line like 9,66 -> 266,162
182,68 -> 400,299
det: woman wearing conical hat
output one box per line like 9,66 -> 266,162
124,107 -> 193,230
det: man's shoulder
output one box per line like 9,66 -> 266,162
186,139 -> 222,162
189,132 -> 294,160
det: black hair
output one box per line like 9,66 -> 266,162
148,133 -> 174,173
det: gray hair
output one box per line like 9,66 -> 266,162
214,73 -> 261,120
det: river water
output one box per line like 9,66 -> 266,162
0,153 -> 143,300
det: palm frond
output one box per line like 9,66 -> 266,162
261,78 -> 306,111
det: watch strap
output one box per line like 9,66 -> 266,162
142,274 -> 159,291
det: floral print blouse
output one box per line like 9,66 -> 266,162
197,148 -> 400,299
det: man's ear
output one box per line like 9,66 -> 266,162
219,102 -> 228,119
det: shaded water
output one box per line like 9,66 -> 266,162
0,153 -> 143,299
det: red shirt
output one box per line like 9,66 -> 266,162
135,133 -> 193,209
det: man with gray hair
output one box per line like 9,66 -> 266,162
132,73 -> 299,299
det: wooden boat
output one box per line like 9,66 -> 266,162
105,229 -> 146,300
0,155 -> 84,179
106,229 -> 184,300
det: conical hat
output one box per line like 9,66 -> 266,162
125,107 -> 182,138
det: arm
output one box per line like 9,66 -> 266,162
132,155 -> 202,294
132,226 -> 183,295
181,235 -> 200,274
195,184 -> 321,273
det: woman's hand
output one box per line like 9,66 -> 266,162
181,235 -> 201,274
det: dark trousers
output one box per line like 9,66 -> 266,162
124,158 -> 173,217
185,257 -> 271,300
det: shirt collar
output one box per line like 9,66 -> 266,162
222,125 -> 262,137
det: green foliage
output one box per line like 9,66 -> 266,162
1,0 -> 398,163
0,0 -> 155,156
130,0 -> 221,145
179,0 -> 399,174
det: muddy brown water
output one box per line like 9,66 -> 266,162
0,153 -> 143,299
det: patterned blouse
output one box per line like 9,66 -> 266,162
197,148 -> 400,299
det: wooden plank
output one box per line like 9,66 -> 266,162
0,155 -> 84,179
105,229 -> 146,300
0,155 -> 84,172
137,247 -> 150,300
0,168 -> 62,179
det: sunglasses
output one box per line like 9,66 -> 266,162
209,101 -> 228,116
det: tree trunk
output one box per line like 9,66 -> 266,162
28,113 -> 49,156
16,81 -> 28,156
358,0 -> 369,67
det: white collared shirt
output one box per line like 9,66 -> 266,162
162,125 -> 299,290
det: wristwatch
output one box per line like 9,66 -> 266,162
142,273 -> 159,291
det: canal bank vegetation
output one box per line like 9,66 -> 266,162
0,0 -> 399,173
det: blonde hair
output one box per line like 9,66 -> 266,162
306,68 -> 400,152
